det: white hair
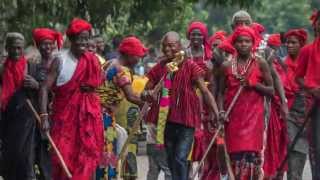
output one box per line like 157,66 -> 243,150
232,10 -> 252,25
5,32 -> 25,46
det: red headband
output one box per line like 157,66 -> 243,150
118,36 -> 148,57
267,34 -> 281,47
32,28 -> 63,49
209,31 -> 227,46
66,18 -> 92,37
285,29 -> 308,46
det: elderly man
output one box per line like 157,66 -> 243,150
0,32 -> 40,180
145,31 -> 219,180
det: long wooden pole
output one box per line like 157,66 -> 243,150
26,99 -> 72,178
191,86 -> 243,179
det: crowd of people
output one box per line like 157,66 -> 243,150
0,8 -> 320,180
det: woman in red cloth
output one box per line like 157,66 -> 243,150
32,27 -> 63,180
39,18 -> 104,180
295,10 -> 320,179
218,26 -> 274,179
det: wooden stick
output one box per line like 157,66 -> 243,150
191,86 -> 243,179
26,99 -> 72,178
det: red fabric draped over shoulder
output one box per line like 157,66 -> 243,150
51,52 -> 104,180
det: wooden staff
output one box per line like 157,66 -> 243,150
191,86 -> 244,180
26,99 -> 72,178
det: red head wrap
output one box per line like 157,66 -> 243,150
32,28 -> 63,49
187,21 -> 212,60
231,26 -> 256,48
217,40 -> 236,55
267,34 -> 281,47
251,22 -> 265,35
285,29 -> 308,46
310,9 -> 320,27
118,36 -> 148,57
209,31 -> 227,46
66,18 -> 92,37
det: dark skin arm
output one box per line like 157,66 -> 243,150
121,84 -> 145,107
195,76 -> 219,119
252,57 -> 274,96
39,57 -> 60,131
217,61 -> 228,112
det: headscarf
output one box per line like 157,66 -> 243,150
66,18 -> 92,37
209,31 -> 227,46
187,21 -> 212,60
217,40 -> 236,55
251,22 -> 265,45
118,36 -> 148,57
230,26 -> 257,51
267,34 -> 281,47
284,29 -> 308,46
32,28 -> 63,49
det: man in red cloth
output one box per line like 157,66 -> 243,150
32,27 -> 63,180
0,32 -> 41,179
39,18 -> 104,180
218,26 -> 274,179
295,10 -> 320,180
145,31 -> 219,180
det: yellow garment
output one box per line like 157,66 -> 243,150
115,75 -> 148,128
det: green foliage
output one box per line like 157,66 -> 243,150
0,0 -> 315,46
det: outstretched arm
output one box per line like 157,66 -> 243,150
196,77 -> 219,118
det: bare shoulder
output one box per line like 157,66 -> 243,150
255,55 -> 269,69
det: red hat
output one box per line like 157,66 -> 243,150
209,31 -> 227,46
231,26 -> 256,46
118,36 -> 148,57
285,29 -> 308,46
32,28 -> 63,49
187,21 -> 212,60
218,40 -> 236,55
66,18 -> 92,37
267,34 -> 281,47
251,22 -> 265,35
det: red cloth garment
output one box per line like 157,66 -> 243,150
267,34 -> 281,47
218,40 -> 236,55
285,29 -> 308,46
230,26 -> 257,51
224,58 -> 264,153
32,28 -> 63,49
66,18 -> 92,37
146,58 -> 204,128
209,31 -> 227,46
251,22 -> 265,46
51,52 -> 104,180
280,56 -> 299,108
187,21 -> 212,60
296,37 -> 320,89
118,36 -> 148,57
0,56 -> 27,111
263,61 -> 288,177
